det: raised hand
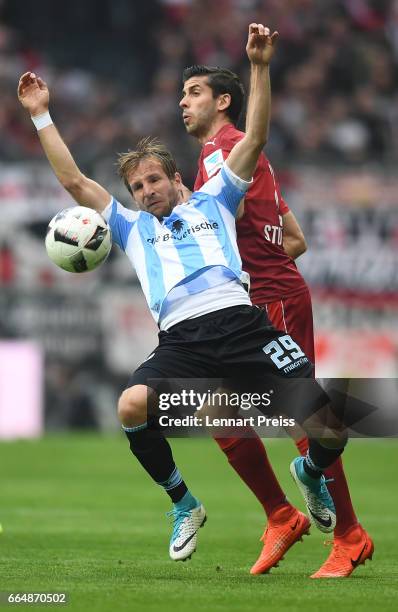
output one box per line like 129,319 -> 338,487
246,23 -> 279,66
17,72 -> 49,116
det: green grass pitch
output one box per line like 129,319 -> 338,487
1,435 -> 398,611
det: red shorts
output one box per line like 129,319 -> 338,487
261,288 -> 315,366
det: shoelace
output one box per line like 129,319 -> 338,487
313,477 -> 335,509
166,508 -> 191,539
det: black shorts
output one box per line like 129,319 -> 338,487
128,305 -> 311,383
127,305 -> 327,425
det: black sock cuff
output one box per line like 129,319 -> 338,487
308,438 -> 346,471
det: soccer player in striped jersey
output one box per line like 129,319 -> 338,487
18,24 -> 349,571
180,65 -> 373,577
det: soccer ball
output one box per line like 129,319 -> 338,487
45,206 -> 112,273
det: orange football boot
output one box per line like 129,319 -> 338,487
250,505 -> 311,575
311,524 -> 374,578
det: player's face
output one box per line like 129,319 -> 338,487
127,158 -> 180,219
180,76 -> 219,137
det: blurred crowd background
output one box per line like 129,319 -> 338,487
0,0 -> 397,434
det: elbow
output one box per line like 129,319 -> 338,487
284,236 -> 307,260
253,135 -> 267,152
245,131 -> 267,153
298,236 -> 307,256
292,238 -> 307,259
60,173 -> 86,198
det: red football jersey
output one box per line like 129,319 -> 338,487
194,124 -> 308,303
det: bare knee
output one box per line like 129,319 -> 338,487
118,384 -> 156,427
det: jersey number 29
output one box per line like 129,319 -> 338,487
262,334 -> 305,369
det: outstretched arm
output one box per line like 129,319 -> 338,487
226,23 -> 278,181
17,72 -> 111,213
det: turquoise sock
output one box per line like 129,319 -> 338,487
174,490 -> 199,511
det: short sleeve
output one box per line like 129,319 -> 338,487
195,162 -> 252,216
280,195 -> 290,215
102,197 -> 140,250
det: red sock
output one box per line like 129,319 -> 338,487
295,437 -> 358,537
214,432 -> 290,518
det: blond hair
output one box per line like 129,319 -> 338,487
117,137 -> 178,194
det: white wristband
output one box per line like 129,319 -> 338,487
31,111 -> 53,130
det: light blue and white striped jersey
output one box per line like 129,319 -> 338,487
102,162 -> 251,324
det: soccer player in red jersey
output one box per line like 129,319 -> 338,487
180,65 -> 373,578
